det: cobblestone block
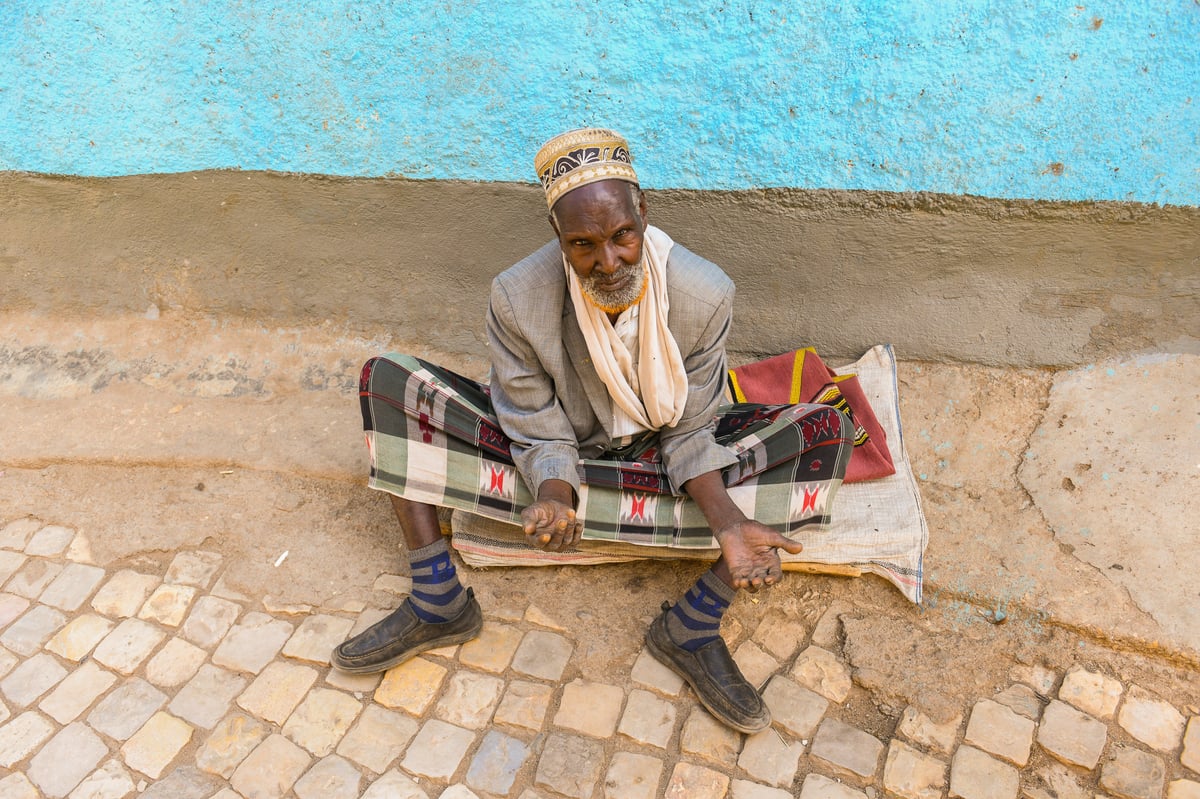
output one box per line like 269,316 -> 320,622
680,706 -> 742,766
993,682 -> 1044,720
45,613 -> 113,661
534,733 -> 604,799
494,679 -> 554,732
324,665 -> 381,694
167,664 -> 247,730
347,607 -> 390,638
1009,664 -> 1058,695
792,645 -> 853,703
336,704 -> 417,773
402,719 -> 476,781
230,733 -> 311,799
799,773 -> 869,799
7,560 -> 63,600
441,787 -> 481,799
359,770 -> 430,799
1118,686 -> 1187,752
1,604 -> 67,655
631,646 -> 684,696
2,652 -> 66,707
0,700 -> 9,726
1058,665 -> 1124,719
0,554 -> 25,590
459,621 -> 523,673
898,705 -> 961,754
0,773 -> 39,799
524,603 -> 569,631
64,533 -> 92,565
137,766 -> 220,799
811,717 -> 885,781
144,637 -> 207,688
752,613 -> 809,661
733,640 -> 780,690
730,779 -> 793,799
665,761 -> 731,799
24,525 -> 75,557
883,739 -> 947,799
0,593 -> 30,632
26,721 -> 107,796
38,562 -> 105,611
281,613 -> 353,665
68,758 -> 136,799
39,661 -> 116,724
282,687 -> 362,757
195,712 -> 271,779
1037,699 -> 1108,769
763,674 -> 829,739
1168,779 -> 1200,799
949,746 -> 1019,799
164,551 -> 222,588
371,573 -> 412,595
90,570 -> 160,618
618,688 -> 676,749
0,649 -> 15,683
1100,746 -> 1166,799
121,711 -> 193,779
1183,717 -> 1200,773
87,677 -> 167,739
179,595 -> 241,649
964,698 -> 1036,766
554,679 -> 625,738
0,519 -> 42,551
436,670 -> 505,727
603,751 -> 663,799
91,617 -> 165,674
374,657 -> 447,715
466,729 -> 530,795
211,612 -> 293,674
293,754 -> 362,799
1025,761 -> 1091,799
137,583 -> 199,627
511,629 -> 573,680
236,661 -> 318,724
0,710 -> 54,768
739,728 -> 805,787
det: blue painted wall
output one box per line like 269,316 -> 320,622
1,1 -> 1197,205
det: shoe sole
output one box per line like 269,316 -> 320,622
644,623 -> 771,734
332,624 -> 481,674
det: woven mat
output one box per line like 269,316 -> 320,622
451,344 -> 927,603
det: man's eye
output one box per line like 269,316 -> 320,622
573,240 -> 590,248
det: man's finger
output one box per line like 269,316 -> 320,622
771,533 -> 804,555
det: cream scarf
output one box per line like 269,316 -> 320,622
565,225 -> 688,431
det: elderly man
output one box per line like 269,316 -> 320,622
333,128 -> 853,733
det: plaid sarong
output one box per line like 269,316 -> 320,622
361,353 -> 854,549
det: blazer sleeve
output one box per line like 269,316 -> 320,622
486,276 -> 582,499
657,283 -> 740,491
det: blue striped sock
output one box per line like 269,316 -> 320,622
407,538 -> 467,623
665,569 -> 735,651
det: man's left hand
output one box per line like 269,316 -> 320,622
713,519 -> 804,591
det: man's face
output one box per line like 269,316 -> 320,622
551,180 -> 649,314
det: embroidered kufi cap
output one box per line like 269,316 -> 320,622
534,127 -> 639,209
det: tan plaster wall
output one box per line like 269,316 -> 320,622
2,171 -> 1196,367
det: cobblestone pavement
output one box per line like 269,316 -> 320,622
0,517 -> 1197,799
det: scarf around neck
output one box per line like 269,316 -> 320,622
565,224 -> 688,431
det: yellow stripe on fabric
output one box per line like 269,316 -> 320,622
727,370 -> 746,403
790,348 -> 813,404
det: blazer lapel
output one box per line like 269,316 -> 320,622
562,296 -> 614,439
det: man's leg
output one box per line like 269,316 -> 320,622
645,558 -> 771,733
389,496 -> 469,622
330,495 -> 481,674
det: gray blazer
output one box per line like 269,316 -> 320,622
486,239 -> 740,498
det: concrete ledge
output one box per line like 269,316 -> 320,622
2,171 -> 1197,367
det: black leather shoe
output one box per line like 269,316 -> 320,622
645,602 -> 771,733
331,587 -> 482,674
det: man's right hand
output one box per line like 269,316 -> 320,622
521,479 -> 582,552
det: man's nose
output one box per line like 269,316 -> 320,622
596,242 -> 620,275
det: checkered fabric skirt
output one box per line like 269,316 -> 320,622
360,353 -> 854,549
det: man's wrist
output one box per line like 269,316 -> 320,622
536,478 -> 576,507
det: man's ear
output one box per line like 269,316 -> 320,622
548,210 -> 560,238
638,190 -> 648,225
